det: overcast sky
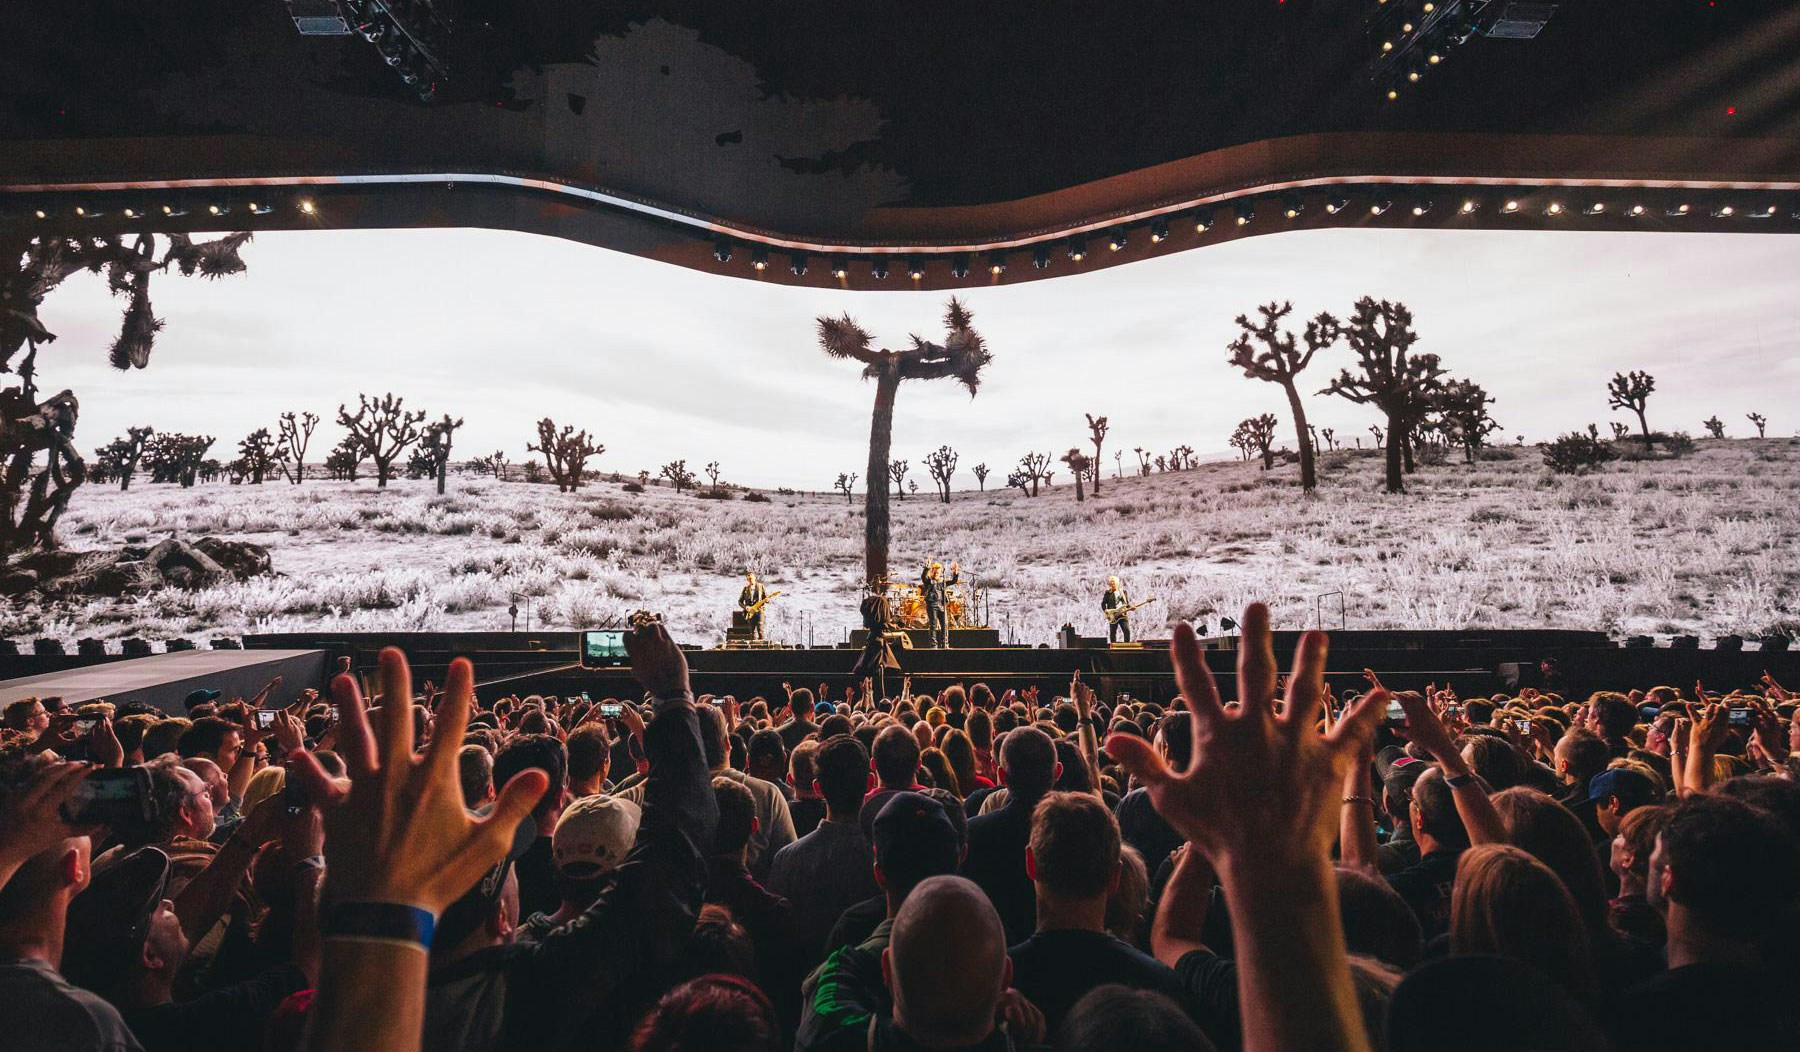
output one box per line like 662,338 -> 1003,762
38,227 -> 1800,489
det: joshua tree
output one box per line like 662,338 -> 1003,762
1228,301 -> 1332,491
1320,298 -> 1443,494
1113,450 -> 1123,479
1016,451 -> 1051,496
1084,413 -> 1109,495
1436,379 -> 1502,463
908,479 -> 919,496
819,297 -> 992,584
0,230 -> 252,555
324,436 -> 363,481
1006,469 -> 1033,496
835,471 -> 857,503
1134,447 -> 1152,476
924,445 -> 958,503
1702,416 -> 1725,439
1606,370 -> 1656,452
277,411 -> 318,484
660,459 -> 696,493
338,393 -> 425,488
235,428 -> 281,484
1228,427 -> 1253,462
637,469 -> 651,487
889,459 -> 909,500
1172,445 -> 1196,470
1061,448 -> 1091,501
146,433 -> 215,488
1155,455 -> 1167,472
1609,421 -> 1630,441
972,463 -> 988,491
417,414 -> 464,495
529,419 -> 604,492
1321,427 -> 1336,451
95,427 -> 154,491
705,461 -> 722,489
1747,412 -> 1767,438
1368,425 -> 1383,448
1234,415 -> 1278,469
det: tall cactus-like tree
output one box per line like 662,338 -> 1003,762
1061,448 -> 1091,501
337,393 -> 425,488
1321,427 -> 1336,451
95,427 -> 154,491
235,428 -> 281,484
705,461 -> 722,489
1006,469 -> 1033,496
1228,302 -> 1331,491
1437,379 -> 1501,464
819,298 -> 991,584
1234,414 -> 1278,469
889,459 -> 909,500
660,459 -> 696,493
834,471 -> 857,504
1017,451 -> 1051,496
972,463 -> 989,491
418,414 -> 464,495
1134,447 -> 1152,476
1084,413 -> 1109,495
529,419 -> 604,492
277,411 -> 318,484
1747,412 -> 1767,438
1702,416 -> 1725,439
924,445 -> 958,503
1320,298 -> 1443,494
1606,370 -> 1656,452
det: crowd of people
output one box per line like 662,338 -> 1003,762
3,608 -> 1798,1052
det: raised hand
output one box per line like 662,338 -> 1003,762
627,623 -> 691,699
0,761 -> 95,885
290,648 -> 547,914
89,716 -> 124,768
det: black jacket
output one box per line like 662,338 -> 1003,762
961,793 -> 1044,948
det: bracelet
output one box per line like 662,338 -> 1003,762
1342,794 -> 1376,806
1444,772 -> 1478,789
322,901 -> 435,951
291,854 -> 326,874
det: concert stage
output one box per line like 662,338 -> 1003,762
0,649 -> 327,715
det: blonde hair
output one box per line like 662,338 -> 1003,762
243,765 -> 287,815
1451,844 -> 1594,998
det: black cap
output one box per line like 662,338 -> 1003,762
872,792 -> 961,895
184,688 -> 221,710
63,846 -> 170,995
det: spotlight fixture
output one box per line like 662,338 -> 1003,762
1407,69 -> 1422,83
1422,1 -> 1435,11
163,204 -> 188,217
950,255 -> 970,279
122,207 -> 137,219
750,247 -> 769,271
1751,204 -> 1777,218
789,253 -> 808,276
1711,205 -> 1735,217
73,206 -> 90,217
248,202 -> 274,215
1410,199 -> 1433,216
1282,195 -> 1304,219
987,251 -> 1007,275
207,204 -> 227,216
872,258 -> 890,279
1386,88 -> 1399,101
32,209 -> 46,219
1428,52 -> 1442,65
1369,197 -> 1393,216
1067,238 -> 1087,262
1667,203 -> 1690,216
1193,209 -> 1214,232
831,257 -> 849,279
713,238 -> 733,263
1233,203 -> 1254,226
1402,22 -> 1414,33
1107,228 -> 1127,252
1502,199 -> 1521,213
1545,201 -> 1564,216
1033,247 -> 1052,270
1629,204 -> 1646,217
1459,199 -> 1479,214
1382,41 -> 1394,52
1325,196 -> 1348,214
1582,202 -> 1606,215
1148,220 -> 1169,243
298,199 -> 317,215
907,258 -> 925,280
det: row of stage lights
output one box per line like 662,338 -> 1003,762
25,197 -> 320,221
713,187 -> 1800,281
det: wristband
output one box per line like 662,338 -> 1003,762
1342,794 -> 1375,806
291,854 -> 326,874
322,901 -> 435,951
1444,772 -> 1478,789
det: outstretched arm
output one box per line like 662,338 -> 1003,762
1394,692 -> 1506,846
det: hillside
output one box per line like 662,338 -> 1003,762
8,438 -> 1796,648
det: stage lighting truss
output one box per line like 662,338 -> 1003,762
335,0 -> 451,102
831,257 -> 850,279
1365,0 -> 1483,101
1066,238 -> 1088,262
872,258 -> 891,279
750,247 -> 769,271
789,253 -> 809,276
1149,220 -> 1170,243
1032,247 -> 1052,270
950,254 -> 971,278
987,251 -> 1007,275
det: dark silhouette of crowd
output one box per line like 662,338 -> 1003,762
3,610 -> 1798,1052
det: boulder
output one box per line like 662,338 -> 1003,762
193,537 -> 273,580
6,536 -> 273,599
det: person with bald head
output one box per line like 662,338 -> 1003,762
796,874 -> 1042,1051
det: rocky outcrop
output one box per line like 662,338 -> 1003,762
0,537 -> 274,599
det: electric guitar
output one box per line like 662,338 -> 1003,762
741,590 -> 783,617
1105,597 -> 1155,624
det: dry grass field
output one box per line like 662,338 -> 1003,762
8,437 -> 1796,648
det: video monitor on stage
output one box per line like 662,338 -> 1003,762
580,630 -> 629,668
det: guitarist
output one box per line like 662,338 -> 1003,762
1102,575 -> 1134,643
738,571 -> 771,640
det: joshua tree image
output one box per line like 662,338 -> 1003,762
908,478 -> 919,496
1436,379 -> 1502,463
1369,425 -> 1383,447
637,469 -> 651,487
1172,445 -> 1196,470
0,230 -> 251,555
146,433 -> 215,488
705,461 -> 722,489
95,427 -> 154,491
418,414 -> 464,495
1320,298 -> 1443,494
1113,450 -> 1123,479
972,463 -> 989,491
1134,447 -> 1152,476
277,411 -> 318,484
324,436 -> 363,481
1006,469 -> 1033,496
889,459 -> 910,500
819,297 -> 992,584
529,418 -> 604,492
1228,301 -> 1331,492
1084,413 -> 1109,495
924,445 -> 958,503
1747,412 -> 1767,438
1155,455 -> 1167,472
1608,421 -> 1630,441
338,393 -> 426,488
1061,448 -> 1091,501
235,428 -> 281,484
660,459 -> 696,493
1606,370 -> 1656,452
1016,451 -> 1051,496
834,471 -> 857,503
1234,414 -> 1278,469
1702,416 -> 1725,439
1321,427 -> 1336,451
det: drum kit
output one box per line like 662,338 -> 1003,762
888,581 -> 979,629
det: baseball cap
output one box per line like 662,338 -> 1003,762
1379,754 -> 1429,799
184,688 -> 221,710
436,810 -> 536,947
815,701 -> 836,718
872,792 -> 961,894
63,846 -> 171,995
553,794 -> 642,879
1589,767 -> 1658,807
